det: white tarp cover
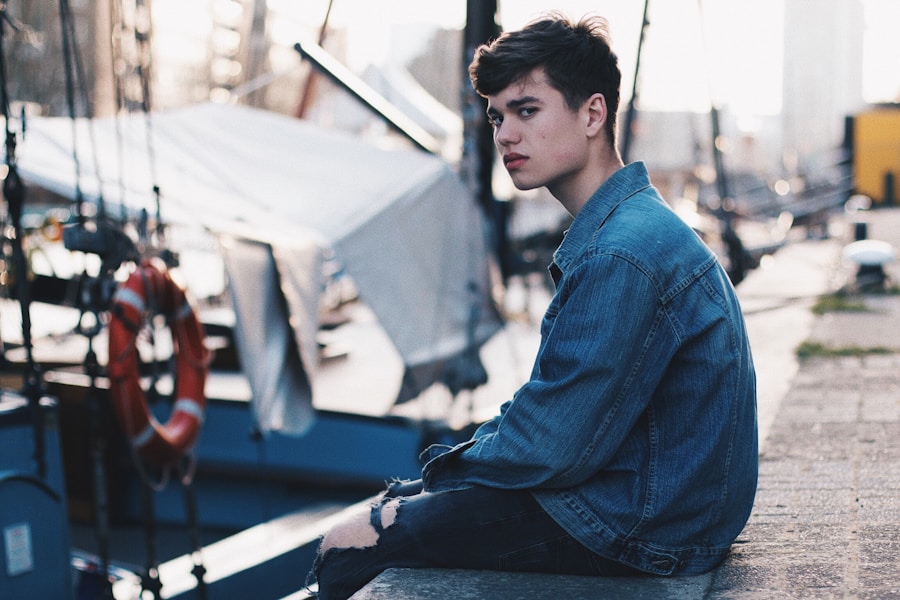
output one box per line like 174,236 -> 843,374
219,236 -> 320,436
15,103 -> 501,434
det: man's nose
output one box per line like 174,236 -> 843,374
494,121 -> 517,147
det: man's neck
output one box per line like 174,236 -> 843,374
551,152 -> 625,217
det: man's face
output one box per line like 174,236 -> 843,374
486,68 -> 590,193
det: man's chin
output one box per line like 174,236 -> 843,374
511,178 -> 542,192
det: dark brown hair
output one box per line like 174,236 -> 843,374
469,13 -> 622,145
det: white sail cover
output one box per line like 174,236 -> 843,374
15,103 -> 502,434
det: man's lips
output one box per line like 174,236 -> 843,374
503,153 -> 527,170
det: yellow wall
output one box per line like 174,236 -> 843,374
854,109 -> 900,204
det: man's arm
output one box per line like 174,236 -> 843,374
423,255 -> 674,492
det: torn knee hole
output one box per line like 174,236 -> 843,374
319,497 -> 402,554
380,497 -> 400,529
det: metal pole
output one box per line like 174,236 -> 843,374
462,0 -> 503,275
462,0 -> 499,212
620,0 -> 650,164
295,0 -> 333,118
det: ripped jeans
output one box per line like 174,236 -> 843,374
309,479 -> 642,600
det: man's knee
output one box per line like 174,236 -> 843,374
319,494 -> 402,553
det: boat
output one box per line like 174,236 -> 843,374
0,97 -> 531,597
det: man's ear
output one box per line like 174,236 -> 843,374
585,93 -> 607,138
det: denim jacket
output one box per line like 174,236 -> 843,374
422,162 -> 758,576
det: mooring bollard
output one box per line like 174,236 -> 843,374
842,239 -> 896,290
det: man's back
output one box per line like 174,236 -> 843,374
533,163 -> 758,574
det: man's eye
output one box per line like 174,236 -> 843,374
520,107 -> 537,118
487,113 -> 503,127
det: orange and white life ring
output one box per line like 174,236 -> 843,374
107,260 -> 208,467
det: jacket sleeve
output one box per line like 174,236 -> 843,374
422,254 -> 674,492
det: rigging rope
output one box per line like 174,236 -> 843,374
133,0 -> 163,244
1,2 -> 46,479
109,0 -> 130,223
104,4 -> 207,597
58,0 -> 108,224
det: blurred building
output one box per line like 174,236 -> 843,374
2,1 -> 891,195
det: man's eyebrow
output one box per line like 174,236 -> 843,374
506,95 -> 540,109
487,95 -> 542,115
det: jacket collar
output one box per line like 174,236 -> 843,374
552,161 -> 652,275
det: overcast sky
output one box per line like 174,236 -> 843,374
157,1 -> 898,115
291,0 -> 784,115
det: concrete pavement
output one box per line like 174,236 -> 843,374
712,206 -> 900,598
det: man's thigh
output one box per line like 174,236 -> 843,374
384,482 -> 572,569
312,481 -> 632,599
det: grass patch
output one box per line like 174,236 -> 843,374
811,293 -> 869,315
796,341 -> 897,358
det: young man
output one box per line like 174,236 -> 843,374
311,14 -> 757,599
